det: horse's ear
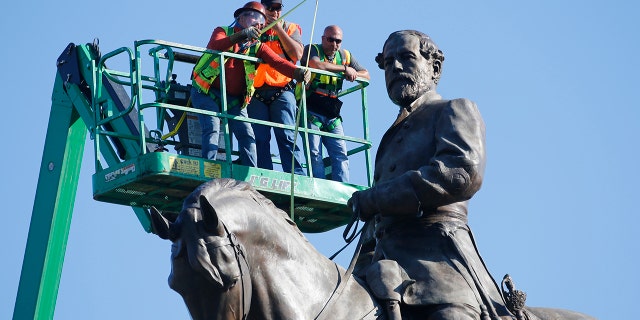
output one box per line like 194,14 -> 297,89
150,206 -> 172,240
199,195 -> 223,234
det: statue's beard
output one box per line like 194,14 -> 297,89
387,72 -> 429,107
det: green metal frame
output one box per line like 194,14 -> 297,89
14,39 -> 373,319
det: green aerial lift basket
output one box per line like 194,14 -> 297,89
87,39 -> 373,233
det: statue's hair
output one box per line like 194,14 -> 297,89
375,30 -> 445,83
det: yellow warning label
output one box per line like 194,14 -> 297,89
204,162 -> 222,178
168,156 -> 200,176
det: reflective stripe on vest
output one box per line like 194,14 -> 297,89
308,44 -> 351,94
191,26 -> 260,108
253,22 -> 300,88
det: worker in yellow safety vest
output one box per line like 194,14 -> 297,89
301,25 -> 370,182
246,0 -> 307,175
190,1 -> 309,164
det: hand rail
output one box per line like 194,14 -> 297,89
94,39 -> 372,185
95,46 -> 137,128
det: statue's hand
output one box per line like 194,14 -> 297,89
347,192 -> 359,216
348,191 -> 375,221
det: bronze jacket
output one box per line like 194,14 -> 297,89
359,90 -> 485,219
357,91 -> 509,314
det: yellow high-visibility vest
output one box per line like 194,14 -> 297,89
191,26 -> 261,108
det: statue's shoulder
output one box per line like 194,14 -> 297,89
441,98 -> 481,117
447,97 -> 478,109
418,97 -> 477,114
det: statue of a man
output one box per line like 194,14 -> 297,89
349,30 -> 513,320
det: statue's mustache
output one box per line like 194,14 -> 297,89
388,73 -> 417,88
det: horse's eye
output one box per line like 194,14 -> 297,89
227,278 -> 238,290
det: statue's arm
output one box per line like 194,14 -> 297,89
356,99 -> 486,218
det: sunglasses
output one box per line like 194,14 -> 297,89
323,36 -> 342,44
266,5 -> 282,11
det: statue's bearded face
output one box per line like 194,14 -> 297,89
382,35 -> 436,107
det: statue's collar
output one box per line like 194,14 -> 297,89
403,90 -> 442,113
392,90 -> 441,127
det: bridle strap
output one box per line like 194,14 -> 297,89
221,223 -> 252,320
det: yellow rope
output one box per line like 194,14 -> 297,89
161,98 -> 191,140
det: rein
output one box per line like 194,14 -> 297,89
314,220 -> 373,320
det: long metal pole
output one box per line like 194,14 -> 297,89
259,0 -> 308,35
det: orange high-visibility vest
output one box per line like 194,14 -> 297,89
252,22 -> 301,88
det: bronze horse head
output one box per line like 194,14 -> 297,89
151,183 -> 252,320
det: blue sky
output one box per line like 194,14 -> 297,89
2,0 -> 638,319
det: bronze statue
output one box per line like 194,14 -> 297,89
347,30 -> 595,320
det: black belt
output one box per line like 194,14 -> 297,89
254,82 -> 295,106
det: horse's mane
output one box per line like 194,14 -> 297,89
184,178 -> 302,236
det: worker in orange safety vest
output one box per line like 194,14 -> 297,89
247,0 -> 307,175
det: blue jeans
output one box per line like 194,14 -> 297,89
248,88 -> 305,175
190,87 -> 256,166
307,111 -> 349,182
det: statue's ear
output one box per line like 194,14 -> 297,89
199,195 -> 224,236
432,59 -> 442,79
150,207 -> 171,240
